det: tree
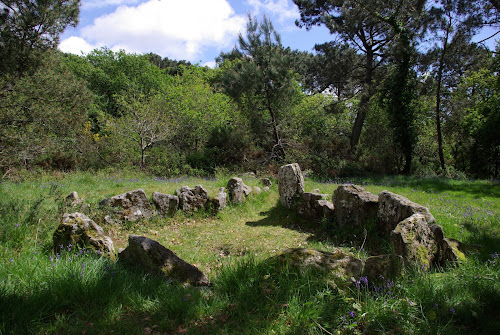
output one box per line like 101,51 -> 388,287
0,51 -> 91,171
294,0 -> 393,151
424,0 -> 495,172
219,15 -> 300,160
113,93 -> 171,168
0,0 -> 80,77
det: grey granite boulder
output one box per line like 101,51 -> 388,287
278,163 -> 305,208
207,187 -> 227,213
378,191 -> 435,233
390,214 -> 439,268
53,212 -> 115,256
152,192 -> 179,216
175,185 -> 209,213
109,189 -> 154,221
226,177 -> 252,203
296,192 -> 334,219
332,184 -> 378,227
119,235 -> 209,286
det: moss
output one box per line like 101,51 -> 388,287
416,245 -> 430,268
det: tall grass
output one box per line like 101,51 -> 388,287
0,172 -> 499,334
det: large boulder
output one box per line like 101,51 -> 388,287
332,184 -> 378,227
175,185 -> 209,212
390,214 -> 439,268
296,192 -> 334,219
53,212 -> 115,256
152,192 -> 179,216
378,191 -> 435,234
226,177 -> 252,203
274,248 -> 364,282
278,163 -> 305,208
119,235 -> 209,286
109,189 -> 154,221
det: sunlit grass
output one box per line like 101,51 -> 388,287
1,172 -> 499,334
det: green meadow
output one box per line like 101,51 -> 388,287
1,171 -> 499,334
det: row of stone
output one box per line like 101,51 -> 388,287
277,163 -> 467,268
67,177 -> 272,222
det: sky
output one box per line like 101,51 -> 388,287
59,0 -> 499,68
58,0 -> 333,67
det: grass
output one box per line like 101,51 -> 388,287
0,171 -> 499,334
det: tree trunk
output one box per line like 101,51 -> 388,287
266,89 -> 285,159
350,49 -> 374,151
435,19 -> 451,172
140,138 -> 146,169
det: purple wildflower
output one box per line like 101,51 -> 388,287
450,308 -> 456,314
349,311 -> 355,318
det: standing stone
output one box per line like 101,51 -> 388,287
109,189 -> 154,221
175,185 -> 209,213
119,235 -> 209,286
226,177 -> 252,203
152,192 -> 179,216
332,184 -> 378,227
378,191 -> 436,234
390,214 -> 439,268
53,212 -> 115,255
278,163 -> 305,208
207,187 -> 227,213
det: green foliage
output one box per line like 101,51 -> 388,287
0,51 -> 92,171
0,0 -> 80,77
219,15 -> 302,160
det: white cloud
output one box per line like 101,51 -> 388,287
58,36 -> 99,54
61,0 -> 246,61
82,0 -> 142,9
246,0 -> 299,23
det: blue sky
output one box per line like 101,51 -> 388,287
58,0 -> 332,67
59,0 -> 498,67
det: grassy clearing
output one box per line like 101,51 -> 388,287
1,172 -> 499,334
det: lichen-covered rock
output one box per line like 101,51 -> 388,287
296,192 -> 333,219
207,187 -> 227,213
261,178 -> 272,187
363,254 -> 403,281
109,189 -> 154,221
439,238 -> 467,264
119,235 -> 209,286
175,185 -> 209,213
226,177 -> 252,203
378,191 -> 435,233
53,212 -> 115,256
390,214 -> 439,268
278,163 -> 305,208
274,248 -> 364,281
152,192 -> 179,216
332,184 -> 378,227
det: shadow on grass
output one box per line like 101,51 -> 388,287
245,201 -> 391,255
349,175 -> 500,199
